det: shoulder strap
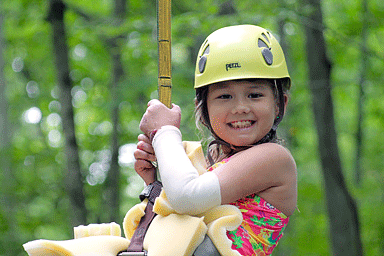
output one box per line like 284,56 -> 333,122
122,181 -> 162,254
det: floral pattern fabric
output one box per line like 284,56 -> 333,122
207,158 -> 289,256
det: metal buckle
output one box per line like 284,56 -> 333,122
139,184 -> 153,202
118,251 -> 147,256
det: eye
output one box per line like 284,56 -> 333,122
249,93 -> 262,99
217,94 -> 232,99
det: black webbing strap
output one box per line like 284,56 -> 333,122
122,181 -> 162,254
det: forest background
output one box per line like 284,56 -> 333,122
0,0 -> 383,255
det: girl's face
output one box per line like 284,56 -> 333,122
207,79 -> 278,147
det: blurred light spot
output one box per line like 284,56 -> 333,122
72,88 -> 87,108
96,149 -> 111,163
24,107 -> 42,124
81,150 -> 94,167
132,49 -> 141,59
126,175 -> 144,198
51,86 -> 60,99
119,143 -> 137,167
73,44 -> 87,61
49,100 -> 61,113
26,81 -> 40,98
127,120 -> 140,135
284,22 -> 296,36
95,121 -> 113,136
47,113 -> 61,127
24,155 -> 35,166
12,57 -> 24,72
150,90 -> 158,100
88,122 -> 98,135
87,162 -> 109,186
172,44 -> 188,64
119,101 -> 131,112
28,197 -> 53,218
70,69 -> 82,82
48,130 -> 61,148
55,152 -> 64,165
81,77 -> 94,90
127,31 -> 141,48
71,86 -> 82,97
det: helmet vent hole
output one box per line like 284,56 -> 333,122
198,44 -> 210,73
258,38 -> 268,48
261,33 -> 270,43
198,56 -> 207,73
261,48 -> 273,65
202,45 -> 210,55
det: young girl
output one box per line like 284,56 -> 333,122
134,25 -> 297,255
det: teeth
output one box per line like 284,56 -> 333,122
231,120 -> 252,128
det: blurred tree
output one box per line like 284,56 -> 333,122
103,0 -> 127,223
354,0 -> 369,186
46,0 -> 87,227
0,4 -> 18,254
218,0 -> 236,16
301,0 -> 363,255
1,0 -> 384,255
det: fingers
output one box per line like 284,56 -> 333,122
148,99 -> 180,112
147,99 -> 162,107
137,134 -> 155,154
171,103 -> 181,112
134,159 -> 155,171
138,134 -> 151,145
134,147 -> 156,162
134,159 -> 156,185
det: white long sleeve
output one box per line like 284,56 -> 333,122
152,125 -> 221,215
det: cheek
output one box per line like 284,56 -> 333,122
208,107 -> 225,136
209,116 -> 223,134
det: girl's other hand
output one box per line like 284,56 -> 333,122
139,99 -> 181,138
134,134 -> 157,185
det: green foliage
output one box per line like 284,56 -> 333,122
1,0 -> 383,255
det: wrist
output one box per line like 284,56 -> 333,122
152,125 -> 181,144
149,129 -> 158,142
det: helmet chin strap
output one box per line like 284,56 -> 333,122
207,80 -> 286,166
272,79 -> 285,130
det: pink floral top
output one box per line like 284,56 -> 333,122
207,158 -> 289,256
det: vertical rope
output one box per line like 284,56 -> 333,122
157,0 -> 172,108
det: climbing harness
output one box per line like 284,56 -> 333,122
119,181 -> 162,256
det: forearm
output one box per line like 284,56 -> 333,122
152,126 -> 221,215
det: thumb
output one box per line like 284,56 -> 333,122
171,103 -> 181,113
147,99 -> 162,107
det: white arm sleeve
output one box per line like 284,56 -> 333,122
152,125 -> 221,215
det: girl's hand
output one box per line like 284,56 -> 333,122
134,134 -> 157,185
139,99 -> 181,138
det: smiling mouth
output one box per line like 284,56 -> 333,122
229,120 -> 255,129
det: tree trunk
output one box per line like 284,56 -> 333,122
302,0 -> 363,255
354,0 -> 369,186
46,0 -> 87,227
103,0 -> 127,223
218,0 -> 236,16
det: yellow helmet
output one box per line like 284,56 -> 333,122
194,25 -> 291,89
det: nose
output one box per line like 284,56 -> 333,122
231,99 -> 250,114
